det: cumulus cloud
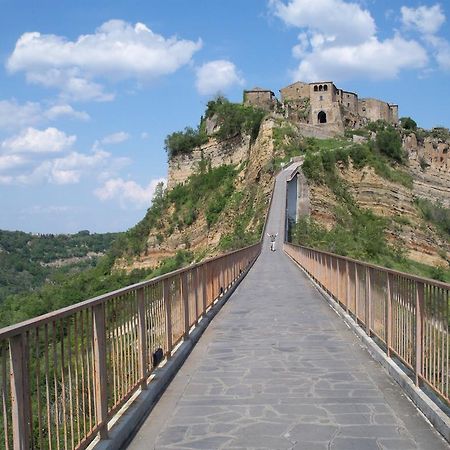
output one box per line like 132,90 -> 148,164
401,4 -> 445,35
0,154 -> 27,171
294,35 -> 428,81
0,99 -> 89,130
271,0 -> 429,82
1,127 -> 76,154
270,0 -> 376,45
95,177 -> 166,208
100,131 -> 130,145
0,100 -> 41,130
18,149 -> 113,185
195,60 -> 244,95
45,104 -> 90,121
7,20 -> 202,101
400,5 -> 450,72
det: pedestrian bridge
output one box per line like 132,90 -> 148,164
0,166 -> 449,449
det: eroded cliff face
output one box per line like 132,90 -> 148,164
167,134 -> 250,188
117,118 -> 276,272
404,133 -> 450,208
308,162 -> 449,267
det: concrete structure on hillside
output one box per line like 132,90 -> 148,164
244,80 -> 398,133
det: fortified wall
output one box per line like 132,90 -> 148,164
244,81 -> 398,134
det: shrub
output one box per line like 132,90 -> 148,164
415,198 -> 450,237
302,152 -> 324,182
400,117 -> 417,131
376,127 -> 404,163
206,97 -> 265,142
164,126 -> 208,158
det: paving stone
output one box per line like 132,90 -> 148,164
338,424 -> 400,438
378,438 -> 419,449
155,426 -> 188,446
289,423 -> 339,442
330,437 -> 379,449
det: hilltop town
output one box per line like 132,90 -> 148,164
244,80 -> 398,134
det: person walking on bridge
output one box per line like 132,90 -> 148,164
267,232 -> 278,251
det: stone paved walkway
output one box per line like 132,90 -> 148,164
128,166 -> 447,449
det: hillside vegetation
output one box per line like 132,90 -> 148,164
274,120 -> 450,282
0,230 -> 121,303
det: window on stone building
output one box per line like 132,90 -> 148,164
324,85 -> 328,91
320,96 -> 323,101
314,86 -> 318,92
319,85 -> 323,91
347,103 -> 350,107
318,111 -> 327,123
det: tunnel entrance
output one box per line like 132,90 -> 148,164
318,111 -> 327,124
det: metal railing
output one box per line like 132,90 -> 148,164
0,243 -> 261,449
285,243 -> 449,405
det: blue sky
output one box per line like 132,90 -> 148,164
0,0 -> 449,234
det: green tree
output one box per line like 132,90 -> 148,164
376,127 -> 404,163
400,116 -> 417,131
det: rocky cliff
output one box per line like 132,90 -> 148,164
404,132 -> 450,208
117,117 -> 276,271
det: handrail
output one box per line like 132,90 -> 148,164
0,242 -> 259,339
284,242 -> 450,406
0,241 -> 262,449
286,242 -> 450,290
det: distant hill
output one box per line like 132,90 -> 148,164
0,229 -> 122,302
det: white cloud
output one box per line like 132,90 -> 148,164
271,0 -> 429,82
270,0 -> 376,45
0,134 -> 130,186
21,149 -> 112,185
195,60 -> 244,95
45,104 -> 90,121
0,99 -> 89,130
425,35 -> 450,71
141,132 -> 150,140
0,100 -> 41,130
1,127 -> 76,154
100,131 -> 130,145
401,4 -> 445,35
292,33 -> 310,58
95,177 -> 166,209
0,154 -> 27,171
400,5 -> 450,72
294,35 -> 428,81
7,20 -> 202,101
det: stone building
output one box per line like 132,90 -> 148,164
278,80 -> 398,131
243,87 -> 278,111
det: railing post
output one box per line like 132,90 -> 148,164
202,265 -> 208,314
9,333 -> 31,450
345,260 -> 350,312
386,273 -> 392,357
415,281 -> 424,386
163,278 -> 172,358
336,259 -> 340,301
181,272 -> 190,339
137,287 -> 148,389
193,267 -> 199,323
365,267 -> 371,335
92,303 -> 108,440
355,263 -> 359,320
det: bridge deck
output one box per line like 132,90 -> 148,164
129,167 -> 447,449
